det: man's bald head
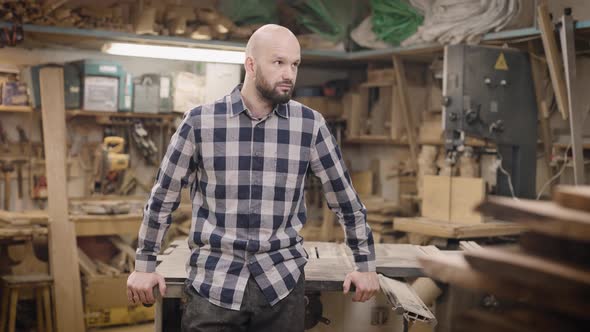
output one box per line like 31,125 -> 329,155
245,24 -> 300,60
242,24 -> 301,105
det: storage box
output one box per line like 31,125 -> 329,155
172,71 -> 205,113
133,74 -> 172,113
2,81 -> 28,105
367,68 -> 395,83
69,60 -> 133,112
119,72 -> 133,112
83,76 -> 118,111
26,64 -> 81,109
84,274 -> 129,310
296,96 -> 342,119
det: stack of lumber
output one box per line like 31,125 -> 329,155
364,196 -> 402,243
0,210 -> 48,239
78,236 -> 136,277
418,186 -> 590,332
0,1 -> 259,40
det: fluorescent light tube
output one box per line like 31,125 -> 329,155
102,42 -> 245,64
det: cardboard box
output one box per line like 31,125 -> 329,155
84,274 -> 129,310
85,305 -> 154,328
367,68 -> 395,83
297,96 -> 342,119
421,175 -> 485,224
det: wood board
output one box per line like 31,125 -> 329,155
553,185 -> 590,213
418,253 -> 590,318
464,247 -> 590,294
40,67 -> 85,331
394,217 -> 525,239
476,196 -> 590,241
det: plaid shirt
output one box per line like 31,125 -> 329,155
135,84 -> 375,310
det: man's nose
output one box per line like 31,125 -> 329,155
282,66 -> 295,82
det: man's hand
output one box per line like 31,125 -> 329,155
127,271 -> 167,305
342,271 -> 380,302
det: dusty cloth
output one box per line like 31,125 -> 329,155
403,0 -> 530,46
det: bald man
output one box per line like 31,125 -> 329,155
127,24 -> 378,332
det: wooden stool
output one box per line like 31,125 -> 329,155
0,274 -> 53,332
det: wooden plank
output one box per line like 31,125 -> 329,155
421,175 -> 451,222
537,3 -> 569,119
464,247 -> 590,293
554,185 -> 590,213
476,196 -> 590,241
394,217 -> 525,239
455,308 -> 587,332
39,67 -> 85,331
374,244 -> 438,277
560,12 -> 585,184
520,232 -> 590,269
351,170 -> 373,196
378,275 -> 436,324
528,41 -> 554,177
77,248 -> 98,277
449,177 -> 485,224
393,55 -> 418,171
418,253 -> 590,318
348,89 -> 367,138
75,220 -> 141,236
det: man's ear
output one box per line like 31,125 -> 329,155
244,56 -> 255,76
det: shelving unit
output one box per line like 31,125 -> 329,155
0,105 -> 34,113
2,19 -> 590,63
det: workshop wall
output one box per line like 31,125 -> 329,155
0,47 -> 240,211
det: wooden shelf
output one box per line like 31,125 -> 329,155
66,109 -> 179,120
344,136 -> 407,146
3,20 -> 590,63
0,105 -> 34,113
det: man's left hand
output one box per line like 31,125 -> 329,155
343,271 -> 380,302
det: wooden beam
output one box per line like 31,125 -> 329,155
537,3 -> 569,119
559,12 -> 585,184
393,55 -> 419,172
528,41 -> 554,177
39,67 -> 85,331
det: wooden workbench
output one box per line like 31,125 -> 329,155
0,209 -> 142,237
154,240 -> 446,331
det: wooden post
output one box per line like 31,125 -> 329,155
528,41 -> 555,178
559,12 -> 585,185
537,3 -> 569,120
393,56 -> 419,172
39,67 -> 85,331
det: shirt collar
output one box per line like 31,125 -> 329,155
230,84 -> 289,119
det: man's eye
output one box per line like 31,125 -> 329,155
274,60 -> 282,65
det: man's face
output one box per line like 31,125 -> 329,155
253,43 -> 301,104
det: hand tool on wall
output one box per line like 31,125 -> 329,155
1,162 -> 15,209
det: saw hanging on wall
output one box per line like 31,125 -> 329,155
94,136 -> 130,195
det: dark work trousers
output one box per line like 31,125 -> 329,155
181,274 -> 305,332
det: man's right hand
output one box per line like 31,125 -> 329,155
127,271 -> 167,305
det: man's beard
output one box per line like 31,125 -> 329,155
255,72 -> 293,105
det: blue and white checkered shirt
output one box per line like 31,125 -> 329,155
135,84 -> 375,310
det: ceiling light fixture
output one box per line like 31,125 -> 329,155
102,42 -> 245,64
